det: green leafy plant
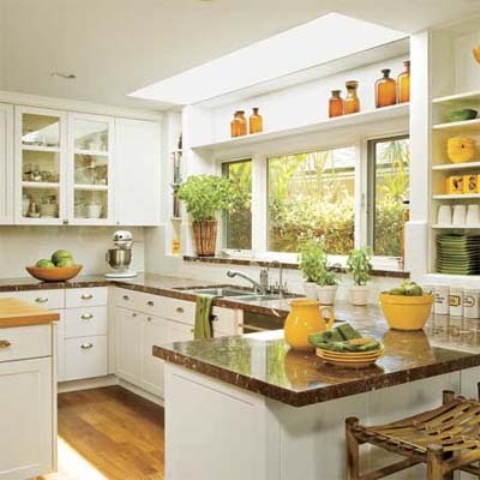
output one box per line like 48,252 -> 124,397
176,174 -> 232,221
346,246 -> 372,286
298,237 -> 339,286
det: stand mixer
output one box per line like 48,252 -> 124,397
105,230 -> 137,278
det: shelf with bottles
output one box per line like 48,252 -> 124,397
191,103 -> 409,154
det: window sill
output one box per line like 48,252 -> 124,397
182,255 -> 409,279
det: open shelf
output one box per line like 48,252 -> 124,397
433,193 -> 480,200
432,118 -> 480,131
191,103 -> 409,154
432,161 -> 480,171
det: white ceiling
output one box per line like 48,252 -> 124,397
1,0 -> 480,111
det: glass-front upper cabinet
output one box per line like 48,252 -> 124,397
15,106 -> 67,224
68,113 -> 113,224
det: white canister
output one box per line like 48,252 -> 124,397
449,286 -> 463,317
433,285 -> 449,315
463,288 -> 480,319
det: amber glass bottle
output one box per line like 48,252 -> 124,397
328,90 -> 344,118
230,111 -> 241,137
397,60 -> 410,104
344,81 -> 360,114
375,69 -> 397,108
249,107 -> 263,134
237,110 -> 247,136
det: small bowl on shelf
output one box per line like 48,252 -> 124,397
446,109 -> 478,123
25,265 -> 83,282
447,137 -> 476,163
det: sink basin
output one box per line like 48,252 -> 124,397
185,286 -> 255,297
231,293 -> 299,302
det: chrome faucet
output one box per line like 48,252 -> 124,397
226,269 -> 266,294
268,260 -> 286,296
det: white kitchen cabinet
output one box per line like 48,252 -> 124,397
114,118 -> 161,226
14,105 -> 68,225
113,288 -> 238,398
0,289 -> 66,380
0,103 -> 13,224
63,287 -> 109,381
67,112 -> 114,225
0,325 -> 55,480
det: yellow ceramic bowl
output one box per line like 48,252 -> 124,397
379,293 -> 434,331
447,137 -> 476,163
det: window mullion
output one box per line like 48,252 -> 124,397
251,153 -> 267,253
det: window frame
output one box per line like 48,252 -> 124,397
220,132 -> 409,271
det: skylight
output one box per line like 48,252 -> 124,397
129,13 -> 407,106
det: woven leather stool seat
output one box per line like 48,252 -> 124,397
346,390 -> 480,480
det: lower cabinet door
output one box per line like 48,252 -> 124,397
65,335 -> 108,381
0,357 -> 53,480
115,307 -> 141,386
140,315 -> 169,397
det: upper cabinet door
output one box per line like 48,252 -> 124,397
114,118 -> 161,226
67,113 -> 114,225
15,106 -> 67,225
0,104 -> 13,225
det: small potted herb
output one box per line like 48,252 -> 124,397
346,246 -> 373,305
176,174 -> 232,256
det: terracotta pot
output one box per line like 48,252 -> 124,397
192,220 -> 217,257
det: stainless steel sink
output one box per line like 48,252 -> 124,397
185,286 -> 255,297
231,293 -> 299,302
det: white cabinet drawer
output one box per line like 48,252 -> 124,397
0,325 -> 51,362
66,287 -> 108,308
212,307 -> 238,336
65,335 -> 108,380
113,288 -> 144,310
158,296 -> 196,324
65,306 -> 108,338
0,289 -> 64,310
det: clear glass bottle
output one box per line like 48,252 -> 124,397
344,81 -> 360,114
375,69 -> 397,108
397,60 -> 410,104
328,90 -> 344,118
248,107 -> 263,134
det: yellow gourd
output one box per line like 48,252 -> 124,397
447,137 -> 476,163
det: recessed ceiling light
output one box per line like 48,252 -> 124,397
51,72 -> 77,80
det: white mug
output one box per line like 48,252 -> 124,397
466,204 -> 480,225
452,204 -> 466,225
437,205 -> 452,225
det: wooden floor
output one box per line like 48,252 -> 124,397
41,386 -> 165,480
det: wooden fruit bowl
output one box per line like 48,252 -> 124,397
25,264 -> 83,282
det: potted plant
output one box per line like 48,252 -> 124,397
176,174 -> 232,256
298,237 -> 339,304
346,246 -> 373,305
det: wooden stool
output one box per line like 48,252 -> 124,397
346,390 -> 480,479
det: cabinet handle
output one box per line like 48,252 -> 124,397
122,295 -> 130,301
35,297 -> 48,303
147,317 -> 152,322
176,307 -> 184,313
63,219 -> 69,225
80,342 -> 93,349
132,312 -> 138,317
80,313 -> 94,320
190,328 -> 194,333
0,340 -> 11,349
81,294 -> 93,300
147,300 -> 154,307
211,315 -> 218,322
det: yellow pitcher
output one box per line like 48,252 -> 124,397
284,298 -> 335,350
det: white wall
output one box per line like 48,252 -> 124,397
0,225 -> 145,278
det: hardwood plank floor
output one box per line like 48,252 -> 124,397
41,386 -> 165,480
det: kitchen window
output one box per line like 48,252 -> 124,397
221,134 -> 409,268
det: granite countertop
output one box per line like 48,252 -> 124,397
153,313 -> 480,407
3,272 -> 480,408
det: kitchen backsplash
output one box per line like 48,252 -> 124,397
0,226 -> 145,278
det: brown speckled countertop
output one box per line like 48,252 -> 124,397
2,272 -> 480,407
153,313 -> 480,407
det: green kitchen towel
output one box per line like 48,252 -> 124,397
194,294 -> 214,340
